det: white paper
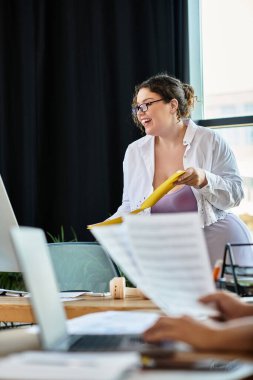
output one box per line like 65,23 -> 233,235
25,292 -> 111,302
92,224 -> 142,287
0,288 -> 27,296
59,292 -> 111,298
24,293 -> 78,302
59,291 -> 92,298
124,213 -> 216,317
0,351 -> 139,380
91,212 -> 216,317
28,311 -> 160,336
67,311 -> 160,335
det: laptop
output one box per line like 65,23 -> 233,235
10,226 -> 174,354
0,176 -> 20,272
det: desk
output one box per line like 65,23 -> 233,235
1,327 -> 253,366
0,295 -> 158,323
1,328 -> 253,380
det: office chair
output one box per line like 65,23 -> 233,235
48,242 -> 120,292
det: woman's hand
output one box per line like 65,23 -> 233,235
199,291 -> 253,321
143,313 -> 253,352
143,315 -> 218,350
174,167 -> 207,188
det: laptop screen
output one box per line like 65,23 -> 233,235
0,176 -> 19,272
10,227 -> 68,350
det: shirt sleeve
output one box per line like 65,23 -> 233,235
198,133 -> 244,210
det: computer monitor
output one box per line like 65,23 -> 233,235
0,175 -> 20,272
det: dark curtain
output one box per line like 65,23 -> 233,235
0,0 -> 189,241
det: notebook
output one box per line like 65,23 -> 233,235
10,226 -> 173,354
0,175 -> 20,272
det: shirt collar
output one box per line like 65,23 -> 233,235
182,119 -> 198,145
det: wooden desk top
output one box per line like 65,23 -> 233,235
0,295 -> 159,323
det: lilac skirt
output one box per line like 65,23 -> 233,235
204,213 -> 253,267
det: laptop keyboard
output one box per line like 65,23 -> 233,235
70,334 -> 141,352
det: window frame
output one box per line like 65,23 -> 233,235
195,115 -> 253,129
187,0 -> 253,128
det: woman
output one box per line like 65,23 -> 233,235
112,73 -> 252,267
143,291 -> 253,352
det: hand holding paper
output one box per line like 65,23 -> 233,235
87,170 -> 185,229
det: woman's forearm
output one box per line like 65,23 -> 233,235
209,317 -> 253,352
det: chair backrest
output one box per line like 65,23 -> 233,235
47,242 -> 120,292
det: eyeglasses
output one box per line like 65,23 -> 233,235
132,98 -> 164,115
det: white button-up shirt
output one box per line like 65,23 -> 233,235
112,119 -> 244,227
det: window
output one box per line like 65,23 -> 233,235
215,126 -> 253,234
201,0 -> 253,119
188,0 -> 253,237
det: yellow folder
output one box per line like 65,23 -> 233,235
87,170 -> 185,229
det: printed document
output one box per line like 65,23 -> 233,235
28,310 -> 160,336
92,223 -> 142,287
91,212 -> 216,317
67,311 -> 160,335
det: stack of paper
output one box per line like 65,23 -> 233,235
67,311 -> 160,335
0,351 -> 139,380
91,212 -> 216,317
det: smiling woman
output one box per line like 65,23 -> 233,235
109,73 -> 253,268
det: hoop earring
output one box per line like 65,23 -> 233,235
176,110 -> 181,123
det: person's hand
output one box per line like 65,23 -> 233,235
199,291 -> 253,321
143,313 -> 253,352
174,167 -> 207,188
143,315 -> 218,350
